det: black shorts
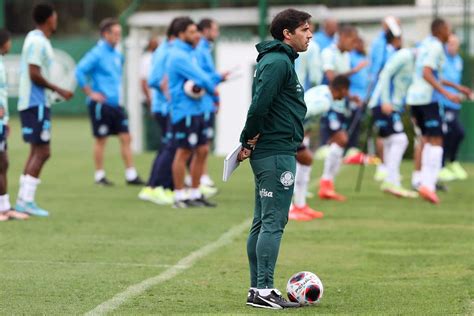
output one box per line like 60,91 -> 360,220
410,102 -> 444,137
0,123 -> 7,152
203,112 -> 215,141
320,110 -> 348,137
20,106 -> 51,145
372,107 -> 405,138
172,115 -> 208,150
88,102 -> 129,138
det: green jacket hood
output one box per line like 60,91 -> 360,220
255,40 -> 299,62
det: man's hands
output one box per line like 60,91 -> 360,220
444,91 -> 462,104
56,87 -> 74,101
237,134 -> 260,161
88,91 -> 106,103
381,103 -> 393,115
350,60 -> 369,75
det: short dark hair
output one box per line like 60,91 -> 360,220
197,18 -> 214,32
338,24 -> 357,37
167,16 -> 187,37
270,9 -> 311,41
99,18 -> 120,35
431,18 -> 446,34
0,29 -> 10,48
331,75 -> 350,90
173,17 -> 195,36
33,3 -> 55,25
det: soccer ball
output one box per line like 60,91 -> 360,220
286,271 -> 323,305
184,80 -> 205,99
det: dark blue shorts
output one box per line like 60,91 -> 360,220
20,106 -> 51,145
88,102 -> 129,138
372,107 -> 405,138
320,110 -> 348,137
203,111 -> 215,141
172,115 -> 208,150
0,124 -> 7,152
410,102 -> 444,137
154,113 -> 173,144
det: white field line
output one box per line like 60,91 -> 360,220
0,259 -> 176,269
85,218 -> 252,316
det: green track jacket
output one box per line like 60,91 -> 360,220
240,40 -> 307,160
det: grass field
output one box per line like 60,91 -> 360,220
0,117 -> 473,315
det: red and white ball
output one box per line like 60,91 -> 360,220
286,271 -> 323,305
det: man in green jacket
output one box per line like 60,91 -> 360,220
238,8 -> 312,309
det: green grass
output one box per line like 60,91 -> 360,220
0,117 -> 473,315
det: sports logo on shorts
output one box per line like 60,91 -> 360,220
40,129 -> 51,142
329,119 -> 341,131
206,127 -> 214,139
280,171 -> 295,187
98,124 -> 109,136
0,141 -> 6,152
188,133 -> 198,146
393,121 -> 403,132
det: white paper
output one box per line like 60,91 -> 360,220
223,143 -> 243,182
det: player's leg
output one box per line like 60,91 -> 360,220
118,132 -> 143,185
345,107 -> 362,158
200,112 -> 215,188
446,110 -> 467,180
0,130 -> 27,221
374,137 -> 387,181
418,103 -> 444,204
410,106 -> 424,190
290,145 -> 323,221
246,183 -> 262,306
16,107 -> 51,216
93,136 -> 111,185
319,111 -> 348,201
439,109 -> 457,182
114,106 -> 143,185
251,155 -> 299,309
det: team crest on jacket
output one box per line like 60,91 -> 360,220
280,171 -> 295,187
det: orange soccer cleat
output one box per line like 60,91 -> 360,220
318,179 -> 347,201
294,204 -> 324,219
288,205 -> 313,221
418,186 -> 440,204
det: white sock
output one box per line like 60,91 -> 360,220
294,163 -> 311,207
184,174 -> 192,187
322,143 -> 343,181
189,188 -> 201,200
258,288 -> 276,296
17,175 -> 26,202
421,144 -> 443,191
174,189 -> 187,201
411,170 -> 421,188
22,175 -> 40,202
200,174 -> 214,186
125,167 -> 138,181
384,133 -> 408,187
249,287 -> 257,291
95,170 -> 106,182
0,194 -> 11,212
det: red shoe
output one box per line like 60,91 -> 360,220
296,204 -> 324,219
418,186 -> 440,204
343,152 -> 365,165
318,179 -> 346,201
288,206 -> 313,221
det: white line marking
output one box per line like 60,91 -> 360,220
85,218 -> 251,316
0,259 -> 175,269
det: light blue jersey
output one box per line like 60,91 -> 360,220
295,40 -> 322,90
17,30 -> 54,111
148,39 -> 172,115
440,52 -> 463,110
195,37 -> 223,115
76,40 -> 124,107
349,50 -> 369,101
166,39 -> 216,124
314,31 -> 335,51
406,36 -> 445,105
369,48 -> 415,112
0,55 -> 8,124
